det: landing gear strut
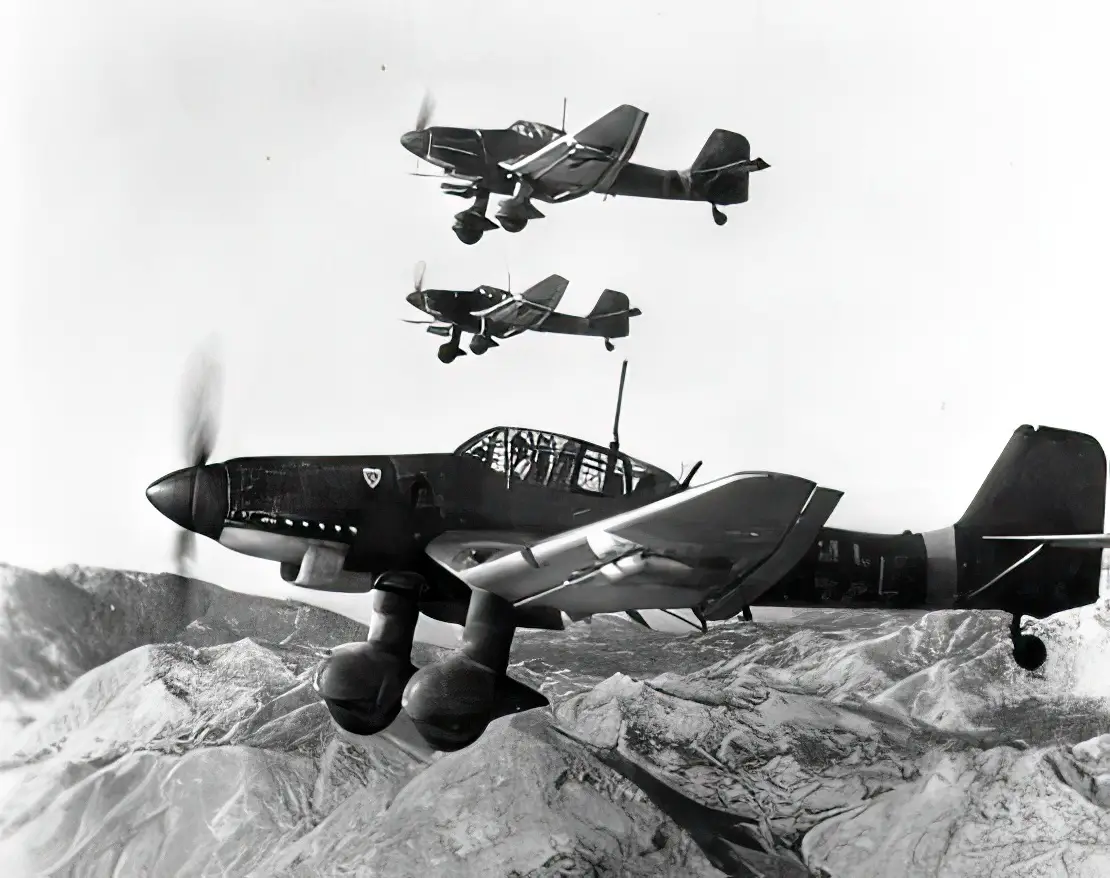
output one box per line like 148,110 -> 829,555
438,326 -> 464,364
711,205 -> 728,226
312,571 -> 423,736
402,589 -> 523,751
1010,612 -> 1047,671
495,182 -> 545,234
452,189 -> 499,245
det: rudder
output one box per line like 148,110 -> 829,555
587,289 -> 641,339
688,129 -> 769,205
954,425 -> 1106,617
957,425 -> 1106,535
691,129 -> 752,173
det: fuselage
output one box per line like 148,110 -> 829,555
400,122 -> 748,206
147,429 -> 1103,628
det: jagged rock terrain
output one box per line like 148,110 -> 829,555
0,563 -> 1108,877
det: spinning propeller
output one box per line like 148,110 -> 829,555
402,260 -> 440,325
172,342 -> 223,575
414,91 -> 436,132
406,92 -> 440,177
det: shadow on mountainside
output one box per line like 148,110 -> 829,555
1,563 -> 1109,877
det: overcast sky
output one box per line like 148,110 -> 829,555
5,0 -> 1110,605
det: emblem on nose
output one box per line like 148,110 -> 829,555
363,468 -> 382,489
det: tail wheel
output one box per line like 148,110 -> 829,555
1010,613 -> 1047,671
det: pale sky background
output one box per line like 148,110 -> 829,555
5,1 -> 1110,608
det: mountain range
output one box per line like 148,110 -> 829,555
0,562 -> 1108,877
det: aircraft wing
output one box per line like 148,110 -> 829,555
481,275 -> 570,337
500,105 -> 648,201
423,472 -> 843,619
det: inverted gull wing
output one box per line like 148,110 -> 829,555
482,275 -> 570,336
423,529 -> 538,574
424,472 -> 842,618
501,105 -> 648,201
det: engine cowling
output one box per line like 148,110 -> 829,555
312,572 -> 421,736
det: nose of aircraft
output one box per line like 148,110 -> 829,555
406,290 -> 424,309
145,464 -> 229,539
400,129 -> 430,158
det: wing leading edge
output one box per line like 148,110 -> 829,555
483,275 -> 570,336
501,105 -> 649,201
423,472 -> 843,619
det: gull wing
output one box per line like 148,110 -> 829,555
424,472 -> 843,619
501,105 -> 648,201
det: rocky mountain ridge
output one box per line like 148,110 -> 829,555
0,562 -> 1108,877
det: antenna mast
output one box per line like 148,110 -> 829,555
561,97 -> 567,132
603,360 -> 629,494
608,359 -> 626,457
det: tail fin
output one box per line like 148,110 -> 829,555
586,289 -> 641,339
689,129 -> 770,205
953,425 -> 1106,616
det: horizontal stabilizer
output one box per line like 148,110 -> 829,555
984,533 -> 1110,549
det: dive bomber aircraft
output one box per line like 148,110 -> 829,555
400,93 -> 770,245
147,353 -> 1110,752
402,261 -> 641,362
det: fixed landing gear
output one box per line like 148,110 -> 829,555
711,205 -> 728,226
452,189 -> 499,246
495,182 -> 545,235
1010,612 -> 1048,671
469,334 -> 493,355
312,571 -> 424,736
438,326 -> 465,363
604,339 -> 615,352
454,225 -> 484,245
402,589 -> 535,751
